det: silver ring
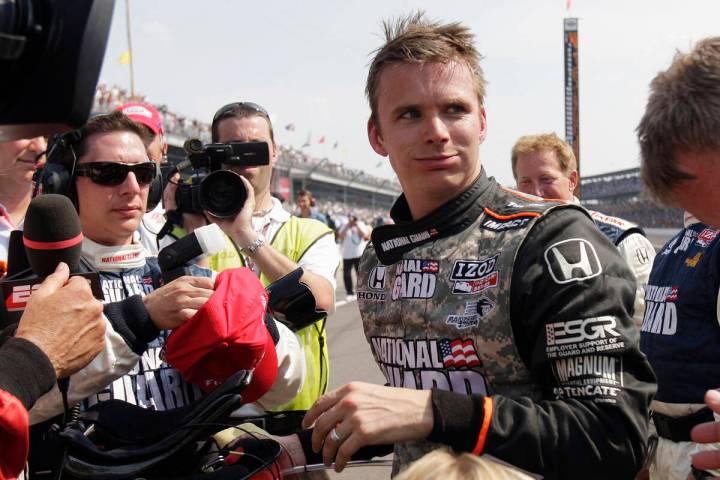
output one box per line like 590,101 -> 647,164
329,427 -> 342,443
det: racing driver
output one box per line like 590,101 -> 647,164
302,12 -> 656,479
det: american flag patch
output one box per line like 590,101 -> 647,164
439,339 -> 480,368
421,260 -> 439,273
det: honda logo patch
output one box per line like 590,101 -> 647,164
544,238 -> 602,284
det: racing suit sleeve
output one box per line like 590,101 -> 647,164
255,320 -> 306,409
428,208 -> 656,479
28,313 -> 142,424
617,232 -> 656,328
0,337 -> 55,479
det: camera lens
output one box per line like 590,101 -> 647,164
199,170 -> 246,218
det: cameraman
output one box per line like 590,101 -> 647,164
191,102 -> 340,424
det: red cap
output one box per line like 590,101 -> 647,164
164,268 -> 278,402
118,102 -> 164,136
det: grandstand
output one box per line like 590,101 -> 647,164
94,84 -> 683,230
579,168 -> 683,229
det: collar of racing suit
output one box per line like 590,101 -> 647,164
81,234 -> 147,271
370,169 -> 493,265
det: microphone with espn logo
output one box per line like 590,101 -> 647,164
1,194 -> 102,316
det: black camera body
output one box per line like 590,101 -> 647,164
175,139 -> 270,218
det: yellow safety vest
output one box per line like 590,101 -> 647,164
209,216 -> 333,411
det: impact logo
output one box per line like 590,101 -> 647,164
481,217 -> 532,232
641,285 -> 678,336
370,336 -> 487,394
358,265 -> 388,301
697,228 -> 719,248
391,259 -> 438,300
450,254 -> 500,295
545,316 -> 624,358
446,298 -> 495,329
544,238 -> 602,284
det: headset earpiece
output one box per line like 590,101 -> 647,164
145,162 -> 163,211
36,130 -> 82,207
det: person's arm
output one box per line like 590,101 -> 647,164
617,232 -> 656,328
429,209 -> 655,479
254,320 -> 306,409
30,273 -> 214,423
210,176 -> 337,311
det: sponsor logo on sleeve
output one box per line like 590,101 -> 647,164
544,238 -> 602,284
685,252 -> 703,268
450,254 -> 500,295
552,354 -> 624,403
446,298 -> 495,329
641,285 -> 678,335
635,247 -> 651,265
391,259 -> 438,300
674,229 -> 698,254
545,316 -> 624,358
370,336 -> 487,395
697,228 -> 719,248
481,217 -> 532,232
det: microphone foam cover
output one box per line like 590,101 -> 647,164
23,194 -> 83,276
195,223 -> 227,256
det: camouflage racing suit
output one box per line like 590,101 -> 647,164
357,171 -> 656,479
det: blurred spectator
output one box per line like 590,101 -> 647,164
296,189 -> 328,225
394,449 -> 536,480
337,214 -> 370,297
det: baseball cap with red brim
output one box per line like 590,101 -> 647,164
118,102 -> 164,136
164,268 -> 278,403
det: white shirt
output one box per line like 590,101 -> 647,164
340,221 -> 370,259
249,197 -> 339,293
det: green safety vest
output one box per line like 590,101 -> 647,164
209,216 -> 334,411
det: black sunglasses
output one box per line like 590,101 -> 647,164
212,102 -> 269,124
74,162 -> 157,186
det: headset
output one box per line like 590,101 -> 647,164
35,129 -> 164,211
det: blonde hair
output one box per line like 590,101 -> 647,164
366,11 -> 486,128
511,133 -> 576,179
638,36 -> 720,204
394,449 -> 536,480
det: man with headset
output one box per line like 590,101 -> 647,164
26,111 -> 305,477
202,102 -> 340,429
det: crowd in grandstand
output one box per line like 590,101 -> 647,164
94,83 -> 682,230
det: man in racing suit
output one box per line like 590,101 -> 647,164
640,214 -> 720,480
636,37 -> 720,476
26,112 -> 305,477
302,13 -> 655,479
511,132 -> 655,327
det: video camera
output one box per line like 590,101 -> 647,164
175,139 -> 270,218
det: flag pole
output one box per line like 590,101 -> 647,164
125,0 -> 136,97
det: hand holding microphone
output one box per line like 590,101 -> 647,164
13,194 -> 106,379
15,262 -> 105,379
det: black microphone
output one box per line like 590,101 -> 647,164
6,230 -> 31,278
19,195 -> 88,398
23,194 -> 83,276
158,223 -> 226,283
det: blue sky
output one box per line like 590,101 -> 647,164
98,0 -> 720,184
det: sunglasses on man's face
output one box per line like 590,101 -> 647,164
74,161 -> 157,186
212,101 -> 269,124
